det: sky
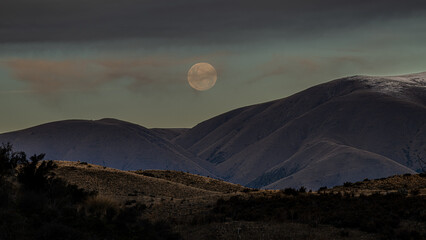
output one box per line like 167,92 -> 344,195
1,0 -> 426,133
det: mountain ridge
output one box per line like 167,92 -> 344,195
175,72 -> 426,188
1,72 -> 425,189
0,118 -> 215,176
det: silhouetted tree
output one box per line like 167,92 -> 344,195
0,143 -> 181,240
282,187 -> 299,196
17,153 -> 57,191
0,143 -> 26,178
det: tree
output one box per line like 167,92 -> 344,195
0,143 -> 26,180
17,153 -> 57,191
0,143 -> 56,190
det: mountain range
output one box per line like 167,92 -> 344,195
1,72 -> 425,189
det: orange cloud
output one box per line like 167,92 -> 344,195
3,59 -> 104,94
1,52 -> 232,95
2,58 -> 181,95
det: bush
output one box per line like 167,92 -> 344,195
17,154 -> 55,191
0,143 -> 26,178
211,189 -> 426,237
343,182 -> 353,187
84,196 -> 119,219
35,223 -> 84,240
282,188 -> 299,196
0,144 -> 181,240
411,189 -> 420,196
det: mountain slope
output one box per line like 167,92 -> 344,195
0,118 -> 214,176
150,128 -> 188,141
1,72 -> 425,190
174,72 -> 426,189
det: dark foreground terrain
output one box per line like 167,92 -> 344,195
1,145 -> 426,240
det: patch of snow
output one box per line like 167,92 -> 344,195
351,72 -> 426,96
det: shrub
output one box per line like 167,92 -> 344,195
16,190 -> 47,215
0,144 -> 181,240
145,172 -> 156,177
339,230 -> 349,237
35,223 -> 84,240
396,230 -> 421,240
343,182 -> 353,187
0,143 -> 26,178
411,189 -> 420,196
282,188 -> 299,196
84,196 -> 119,219
17,154 -> 56,191
210,189 -> 426,238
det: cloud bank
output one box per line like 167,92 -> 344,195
2,58 -> 181,95
1,0 -> 425,44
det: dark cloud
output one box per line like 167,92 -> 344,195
1,0 -> 426,44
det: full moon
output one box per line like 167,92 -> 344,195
187,62 -> 217,91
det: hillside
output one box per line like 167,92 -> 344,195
175,72 -> 426,189
53,161 -> 222,201
325,173 -> 426,196
134,169 -> 246,193
0,118 -> 214,176
150,128 -> 189,141
0,72 -> 425,190
3,142 -> 425,240
51,161 -> 425,240
53,161 -> 249,224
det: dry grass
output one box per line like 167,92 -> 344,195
325,173 -> 426,196
133,169 -> 247,193
53,161 -> 250,222
53,161 -> 220,201
52,161 -> 275,223
83,195 -> 120,218
52,161 -> 425,239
